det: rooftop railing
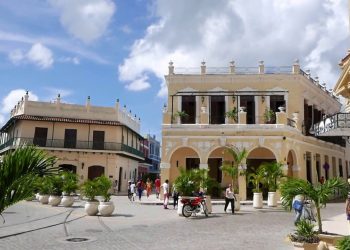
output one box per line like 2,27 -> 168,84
0,137 -> 144,158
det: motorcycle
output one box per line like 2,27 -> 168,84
181,196 -> 208,217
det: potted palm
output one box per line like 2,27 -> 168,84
288,219 -> 319,250
61,171 -> 78,207
173,110 -> 189,124
225,107 -> 238,123
263,108 -> 275,124
38,177 -> 51,204
220,147 -> 248,211
96,176 -> 115,216
248,167 -> 265,209
280,178 -> 347,247
81,179 -> 99,216
48,175 -> 63,206
259,161 -> 284,207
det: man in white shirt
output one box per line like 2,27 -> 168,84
162,179 -> 169,209
130,182 -> 136,202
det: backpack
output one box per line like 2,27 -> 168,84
292,200 -> 303,211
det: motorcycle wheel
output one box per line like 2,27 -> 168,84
182,204 -> 192,218
202,203 -> 208,217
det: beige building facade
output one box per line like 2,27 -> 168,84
161,60 -> 349,200
0,93 -> 144,193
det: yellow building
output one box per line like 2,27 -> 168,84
0,93 -> 144,193
160,60 -> 349,200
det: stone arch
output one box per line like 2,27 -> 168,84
166,144 -> 201,163
59,164 -> 77,174
88,165 -> 105,180
287,149 -> 297,178
168,146 -> 201,184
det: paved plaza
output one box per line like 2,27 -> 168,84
0,196 -> 348,250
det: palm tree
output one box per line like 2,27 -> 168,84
259,161 -> 284,192
220,147 -> 248,190
280,177 -> 348,233
0,146 -> 58,221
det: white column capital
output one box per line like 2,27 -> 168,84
199,163 -> 208,169
160,163 -> 170,169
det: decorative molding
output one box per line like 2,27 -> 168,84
182,137 -> 188,146
191,141 -> 215,153
258,137 -> 265,146
219,136 -> 226,146
160,162 -> 170,169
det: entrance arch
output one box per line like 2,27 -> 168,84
169,147 -> 200,183
88,165 -> 105,180
59,164 -> 77,174
246,147 -> 276,199
287,150 -> 297,178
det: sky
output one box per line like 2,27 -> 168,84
0,0 -> 349,140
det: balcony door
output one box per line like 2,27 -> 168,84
270,95 -> 285,112
210,96 -> 225,124
240,96 -> 255,124
64,129 -> 77,148
93,131 -> 105,150
33,127 -> 48,147
181,96 -> 196,124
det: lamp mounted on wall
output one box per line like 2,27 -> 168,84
232,96 -> 236,103
261,96 -> 265,103
201,96 -> 205,104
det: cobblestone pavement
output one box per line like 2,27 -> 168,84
0,196 -> 347,250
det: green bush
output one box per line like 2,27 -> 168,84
48,175 -> 63,196
336,236 -> 350,250
37,176 -> 51,195
81,180 -> 99,201
95,176 -> 112,202
61,171 -> 78,195
289,220 -> 319,244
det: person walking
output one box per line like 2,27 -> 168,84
224,184 -> 235,214
137,179 -> 144,201
155,176 -> 161,199
162,179 -> 169,209
146,178 -> 152,198
292,195 -> 305,225
129,181 -> 136,202
172,184 -> 179,209
346,192 -> 350,234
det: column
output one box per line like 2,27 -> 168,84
238,162 -> 247,201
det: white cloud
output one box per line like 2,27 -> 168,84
125,75 -> 151,91
0,89 -> 38,124
8,43 -> 54,69
27,43 -> 54,69
49,0 -> 116,43
58,56 -> 80,65
118,0 -> 349,97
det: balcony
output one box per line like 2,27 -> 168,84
0,137 -> 144,158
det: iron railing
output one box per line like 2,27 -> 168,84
314,113 -> 350,136
0,137 -> 144,158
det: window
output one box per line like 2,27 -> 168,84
181,96 -> 196,124
33,127 -> 48,147
270,95 -> 285,112
64,129 -> 77,148
210,96 -> 225,124
240,96 -> 255,124
186,158 -> 200,170
93,131 -> 105,150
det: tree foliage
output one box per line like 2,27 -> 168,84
0,146 -> 57,219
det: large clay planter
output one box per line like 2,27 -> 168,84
98,201 -> 115,216
61,196 -> 75,207
48,195 -> 62,206
234,195 -> 240,211
268,192 -> 277,207
85,201 -> 99,216
319,234 -> 344,247
253,192 -> 263,209
38,194 -> 49,204
291,242 -> 319,250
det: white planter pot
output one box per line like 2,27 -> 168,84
278,106 -> 285,112
268,192 -> 277,207
85,201 -> 99,216
98,201 -> 115,216
61,196 -> 75,207
234,195 -> 240,211
48,195 -> 62,206
35,193 -> 40,200
38,195 -> 49,204
239,106 -> 246,112
177,196 -> 185,216
253,192 -> 263,209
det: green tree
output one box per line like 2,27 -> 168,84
0,146 -> 57,220
220,147 -> 248,191
280,177 -> 348,233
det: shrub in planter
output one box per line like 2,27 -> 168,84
81,179 -> 99,216
263,108 -> 275,124
48,175 -> 63,206
37,177 -> 51,204
61,171 -> 78,207
288,219 -> 319,249
96,176 -> 114,216
248,168 -> 265,209
336,236 -> 350,250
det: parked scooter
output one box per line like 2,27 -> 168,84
181,196 -> 208,217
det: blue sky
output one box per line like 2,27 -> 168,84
0,0 -> 349,140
